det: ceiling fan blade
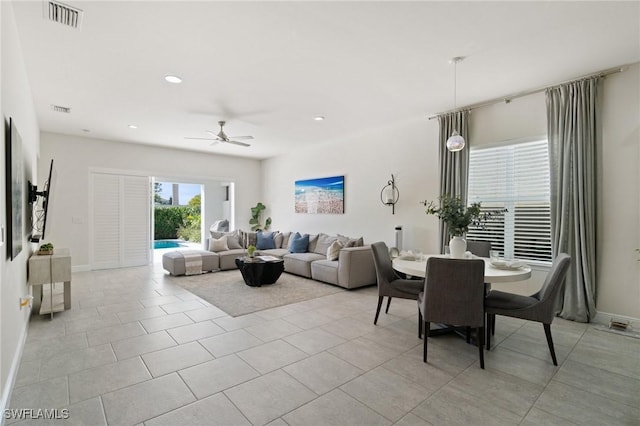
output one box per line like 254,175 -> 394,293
185,137 -> 218,141
205,130 -> 222,139
226,139 -> 251,147
229,135 -> 254,140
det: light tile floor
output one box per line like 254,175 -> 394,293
7,263 -> 640,425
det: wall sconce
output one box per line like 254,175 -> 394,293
380,174 -> 399,214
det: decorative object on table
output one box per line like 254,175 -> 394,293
394,225 -> 403,251
37,242 -> 54,255
246,244 -> 257,258
446,57 -> 466,152
380,174 -> 399,214
294,175 -> 344,214
249,202 -> 271,231
424,194 -> 501,259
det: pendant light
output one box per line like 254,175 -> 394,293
446,57 -> 465,152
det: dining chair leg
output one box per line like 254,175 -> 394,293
491,314 -> 496,335
543,323 -> 558,366
423,321 -> 429,363
486,313 -> 493,350
418,310 -> 423,339
374,296 -> 384,325
466,326 -> 471,343
477,326 -> 485,369
385,297 -> 392,314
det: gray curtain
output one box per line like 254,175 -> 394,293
437,110 -> 470,253
545,77 -> 600,322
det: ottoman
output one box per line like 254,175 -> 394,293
162,250 -> 219,276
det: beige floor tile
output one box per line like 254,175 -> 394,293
86,321 -> 147,346
160,299 -> 208,315
237,339 -> 308,374
380,350 -> 454,394
145,392 -> 251,426
199,329 -> 263,357
412,385 -> 523,425
8,377 -> 69,414
140,313 -> 194,333
6,397 -> 107,426
213,313 -> 264,331
116,306 -> 167,324
112,331 -> 176,360
224,370 -> 317,426
139,295 -> 183,308
282,388 -> 390,426
96,301 -> 145,315
14,359 -> 41,387
68,357 -> 151,403
394,412 -> 434,426
39,344 -> 116,380
178,354 -> 260,399
534,381 -> 640,425
245,318 -> 303,341
102,373 -> 195,425
184,306 -> 228,322
483,345 -> 558,386
520,407 -> 580,426
283,328 -> 346,354
166,320 -> 225,344
321,316 -> 378,340
281,310 -> 334,329
142,341 -> 213,377
283,352 -> 364,395
327,337 -> 404,371
340,366 -> 430,421
64,313 -> 121,334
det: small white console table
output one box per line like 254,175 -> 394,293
28,248 -> 72,318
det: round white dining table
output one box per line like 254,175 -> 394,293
392,255 -> 531,283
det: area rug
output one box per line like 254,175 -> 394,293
169,270 -> 345,317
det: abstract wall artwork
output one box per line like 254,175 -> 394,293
294,175 -> 344,214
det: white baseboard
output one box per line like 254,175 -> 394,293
593,311 -> 640,330
0,318 -> 29,426
71,264 -> 90,273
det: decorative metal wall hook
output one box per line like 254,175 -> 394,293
380,174 -> 399,214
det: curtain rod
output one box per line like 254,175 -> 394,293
427,61 -> 637,120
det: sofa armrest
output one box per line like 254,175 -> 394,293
337,246 -> 376,289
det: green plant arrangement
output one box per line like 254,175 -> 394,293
37,242 -> 54,255
424,194 -> 499,237
250,202 -> 271,231
247,245 -> 257,257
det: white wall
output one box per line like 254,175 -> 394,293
1,1 -> 40,412
262,65 -> 640,320
262,116 -> 442,253
39,133 -> 262,268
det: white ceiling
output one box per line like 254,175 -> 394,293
11,1 -> 640,160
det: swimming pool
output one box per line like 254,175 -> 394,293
153,240 -> 186,249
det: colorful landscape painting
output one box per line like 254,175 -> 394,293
295,175 -> 344,214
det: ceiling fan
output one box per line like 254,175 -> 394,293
185,121 -> 253,147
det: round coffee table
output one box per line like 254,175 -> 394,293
235,257 -> 285,287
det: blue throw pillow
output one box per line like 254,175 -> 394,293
289,233 -> 309,253
256,231 -> 276,250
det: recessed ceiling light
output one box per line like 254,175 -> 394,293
164,75 -> 182,84
314,116 -> 325,121
81,129 -> 90,133
128,124 -> 138,129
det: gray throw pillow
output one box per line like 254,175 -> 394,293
313,233 -> 337,255
210,230 -> 242,249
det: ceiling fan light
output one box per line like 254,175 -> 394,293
446,130 -> 465,152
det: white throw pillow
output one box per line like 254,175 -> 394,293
326,240 -> 343,261
208,235 -> 229,252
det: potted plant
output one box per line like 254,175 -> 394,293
249,202 -> 271,232
246,244 -> 257,258
37,242 -> 54,255
424,195 -> 495,258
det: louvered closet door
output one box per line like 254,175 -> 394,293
91,173 -> 150,269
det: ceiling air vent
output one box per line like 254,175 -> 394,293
44,0 -> 83,30
51,105 -> 71,114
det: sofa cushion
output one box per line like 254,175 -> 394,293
338,234 -> 364,247
217,249 -> 247,270
311,259 -> 339,285
257,231 -> 276,250
313,233 -> 337,255
210,219 -> 229,232
162,250 -> 219,276
258,248 -> 289,258
289,233 -> 309,253
280,232 -> 292,249
283,252 -> 325,278
326,239 -> 343,261
208,235 -> 229,252
210,230 -> 242,249
307,234 -> 319,253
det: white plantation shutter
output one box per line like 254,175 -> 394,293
467,140 -> 552,263
91,172 -> 150,269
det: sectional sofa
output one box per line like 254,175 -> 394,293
163,230 -> 377,289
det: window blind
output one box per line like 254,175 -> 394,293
467,140 -> 552,263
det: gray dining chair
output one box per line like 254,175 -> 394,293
418,257 -> 486,368
371,241 -> 424,324
466,240 -> 491,258
485,253 -> 571,366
